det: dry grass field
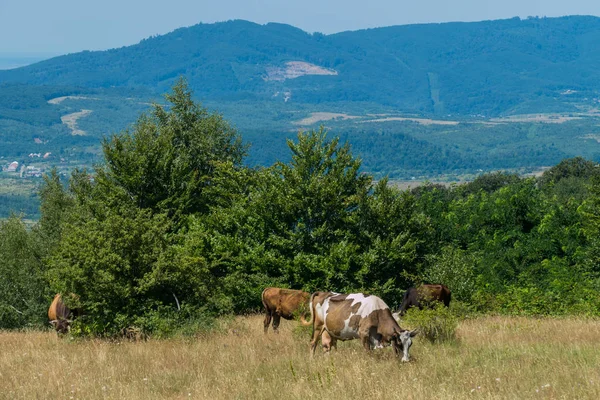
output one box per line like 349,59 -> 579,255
1,315 -> 600,399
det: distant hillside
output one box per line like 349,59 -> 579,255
3,16 -> 600,116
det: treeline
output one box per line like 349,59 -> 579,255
0,194 -> 39,219
2,81 -> 600,336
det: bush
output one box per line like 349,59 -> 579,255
68,303 -> 217,339
400,303 -> 458,344
132,305 -> 217,339
424,245 -> 477,303
448,300 -> 478,320
0,215 -> 50,329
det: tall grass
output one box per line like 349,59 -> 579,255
1,315 -> 600,399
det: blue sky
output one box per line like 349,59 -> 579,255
1,0 -> 600,54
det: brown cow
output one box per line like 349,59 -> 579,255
396,284 -> 452,316
48,293 -> 81,334
261,287 -> 310,333
304,292 -> 417,361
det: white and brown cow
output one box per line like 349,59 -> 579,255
304,291 -> 417,362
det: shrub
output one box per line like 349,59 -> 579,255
424,245 -> 477,303
400,303 -> 458,344
68,304 -> 217,339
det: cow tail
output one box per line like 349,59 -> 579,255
300,292 -> 317,326
261,288 -> 270,313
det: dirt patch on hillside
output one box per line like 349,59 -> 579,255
293,112 -> 361,126
361,117 -> 460,126
579,134 -> 600,143
61,110 -> 92,135
47,96 -> 96,105
264,61 -> 337,81
490,114 -> 581,124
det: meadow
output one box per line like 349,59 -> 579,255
1,315 -> 600,399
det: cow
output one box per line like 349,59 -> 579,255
261,287 -> 310,333
48,293 -> 81,334
396,284 -> 452,317
303,291 -> 418,362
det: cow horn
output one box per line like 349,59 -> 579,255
49,320 -> 58,327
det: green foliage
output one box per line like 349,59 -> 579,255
0,215 -> 49,329
99,78 -> 247,222
44,81 -> 249,336
457,172 -> 522,197
47,205 -> 177,336
424,246 -> 478,303
0,193 -> 39,220
276,127 -> 371,253
38,168 -> 73,247
401,303 -> 458,344
538,156 -> 600,188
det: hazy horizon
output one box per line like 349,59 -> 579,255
0,53 -> 60,70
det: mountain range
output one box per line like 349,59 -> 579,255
3,16 -> 600,117
2,12 -> 600,217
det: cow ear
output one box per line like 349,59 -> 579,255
49,320 -> 58,328
409,329 -> 419,337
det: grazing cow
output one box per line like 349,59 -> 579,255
304,292 -> 418,362
261,287 -> 310,333
48,293 -> 81,334
396,284 -> 452,316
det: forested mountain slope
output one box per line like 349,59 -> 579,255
2,16 -> 600,116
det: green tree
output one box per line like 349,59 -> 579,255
538,157 -> 600,187
176,128 -> 379,312
99,78 -> 247,223
277,127 -> 371,254
38,168 -> 74,248
354,179 -> 432,303
47,204 -> 176,335
46,80 -> 249,335
0,216 -> 49,329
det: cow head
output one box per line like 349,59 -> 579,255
50,319 -> 72,335
395,329 -> 418,362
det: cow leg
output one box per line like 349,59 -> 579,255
310,326 -> 325,357
272,314 -> 281,333
263,310 -> 272,334
392,340 -> 400,357
361,335 -> 372,352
